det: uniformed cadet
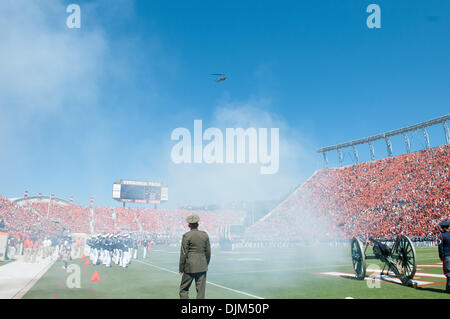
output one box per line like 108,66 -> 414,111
61,240 -> 71,269
438,221 -> 450,293
133,239 -> 138,259
179,215 -> 211,299
88,235 -> 101,265
105,234 -> 113,267
112,235 -> 120,265
142,239 -> 148,259
123,234 -> 132,267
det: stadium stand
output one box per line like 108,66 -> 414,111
93,207 -> 118,233
0,145 -> 447,244
88,207 -> 246,237
248,144 -> 449,241
114,207 -> 140,231
1,194 -> 245,247
0,195 -> 63,241
30,202 -> 90,234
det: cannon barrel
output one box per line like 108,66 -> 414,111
368,237 -> 382,245
369,237 -> 391,257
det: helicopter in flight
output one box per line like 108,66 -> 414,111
211,73 -> 227,82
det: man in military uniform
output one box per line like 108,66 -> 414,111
438,221 -> 450,293
60,240 -> 71,270
88,235 -> 100,265
104,234 -> 113,267
179,215 -> 211,299
116,233 -> 130,268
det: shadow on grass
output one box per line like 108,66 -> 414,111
415,286 -> 449,295
336,273 -> 419,289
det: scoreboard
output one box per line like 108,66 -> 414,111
112,180 -> 168,204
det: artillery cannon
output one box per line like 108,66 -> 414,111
351,235 -> 417,286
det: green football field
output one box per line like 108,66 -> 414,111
23,245 -> 450,299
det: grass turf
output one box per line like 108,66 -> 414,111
23,245 -> 449,299
0,260 -> 13,267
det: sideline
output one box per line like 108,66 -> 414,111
13,259 -> 55,299
0,257 -> 55,299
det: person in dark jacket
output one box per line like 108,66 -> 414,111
437,221 -> 450,293
179,215 -> 211,299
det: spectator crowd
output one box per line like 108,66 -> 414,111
0,194 -> 246,246
0,145 -> 448,249
248,145 -> 449,242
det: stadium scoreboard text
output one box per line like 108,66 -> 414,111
112,180 -> 168,204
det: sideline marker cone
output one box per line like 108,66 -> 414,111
81,254 -> 86,258
84,259 -> 91,265
91,271 -> 101,282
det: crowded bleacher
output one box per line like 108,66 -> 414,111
248,144 -> 449,242
30,202 -> 90,234
0,194 -> 245,244
0,144 -> 448,247
0,195 -> 63,242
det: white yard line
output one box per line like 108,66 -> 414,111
204,281 -> 264,299
135,259 -> 179,275
366,268 -> 446,279
212,263 -> 353,275
419,264 -> 443,268
319,271 -> 434,287
135,259 -> 264,299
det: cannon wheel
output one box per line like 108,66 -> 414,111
351,237 -> 366,280
391,235 -> 417,279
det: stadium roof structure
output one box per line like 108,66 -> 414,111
13,195 -> 72,206
317,114 -> 450,168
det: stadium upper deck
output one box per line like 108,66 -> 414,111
0,195 -> 245,241
0,144 -> 448,243
248,144 -> 449,241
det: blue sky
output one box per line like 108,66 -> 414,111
0,0 -> 449,207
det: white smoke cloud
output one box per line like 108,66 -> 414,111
165,97 -> 318,207
0,1 -> 127,202
0,1 -> 107,114
0,1 -> 319,208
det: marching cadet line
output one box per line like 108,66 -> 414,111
134,259 -> 264,299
